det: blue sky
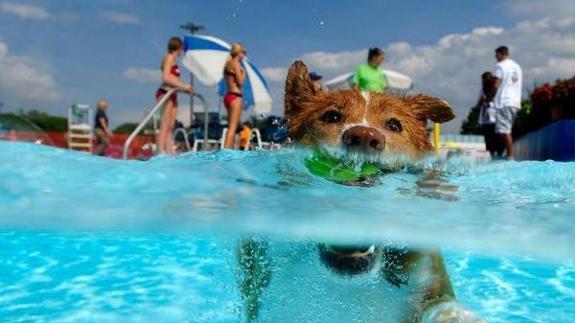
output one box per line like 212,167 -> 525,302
1,0 -> 574,132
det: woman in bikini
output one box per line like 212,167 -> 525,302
222,43 -> 247,149
156,37 -> 193,155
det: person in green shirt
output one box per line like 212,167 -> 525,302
352,47 -> 388,94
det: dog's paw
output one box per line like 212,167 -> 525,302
422,302 -> 485,323
416,176 -> 459,201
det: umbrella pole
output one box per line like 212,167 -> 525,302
190,72 -> 195,126
204,99 -> 209,143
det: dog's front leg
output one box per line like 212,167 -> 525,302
416,171 -> 459,201
410,253 -> 484,323
236,238 -> 272,322
420,301 -> 486,323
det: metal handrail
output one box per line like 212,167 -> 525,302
173,128 -> 191,151
219,127 -> 265,151
195,94 -> 209,142
220,128 -> 228,148
251,129 -> 264,150
122,89 -> 209,159
123,88 -> 179,159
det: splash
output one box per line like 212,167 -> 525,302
1,141 -> 574,262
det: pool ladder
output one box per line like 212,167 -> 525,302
216,128 -> 280,151
122,89 -> 209,159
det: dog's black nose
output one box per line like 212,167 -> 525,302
342,126 -> 385,153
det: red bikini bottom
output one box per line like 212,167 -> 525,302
223,92 -> 242,109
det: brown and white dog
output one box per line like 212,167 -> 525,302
235,61 -> 483,323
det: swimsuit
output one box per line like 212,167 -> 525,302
155,64 -> 181,105
223,92 -> 242,109
223,69 -> 243,109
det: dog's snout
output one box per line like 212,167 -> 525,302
342,126 -> 385,153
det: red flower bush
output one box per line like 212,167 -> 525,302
514,75 -> 575,139
530,76 -> 575,107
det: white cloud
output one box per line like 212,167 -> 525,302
261,67 -> 288,83
102,11 -> 140,25
0,41 -> 6,57
122,67 -> 160,83
301,50 -> 365,73
0,2 -> 49,20
0,39 -> 59,105
274,15 -> 575,132
502,0 -> 575,19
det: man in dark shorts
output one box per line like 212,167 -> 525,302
94,99 -> 112,156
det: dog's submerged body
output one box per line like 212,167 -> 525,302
237,242 -> 454,322
235,61 -> 482,322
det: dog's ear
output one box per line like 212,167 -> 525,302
404,94 -> 455,123
284,60 -> 315,120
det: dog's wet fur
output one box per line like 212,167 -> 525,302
285,61 -> 453,163
236,61 -> 481,322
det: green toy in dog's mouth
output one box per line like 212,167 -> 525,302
304,149 -> 383,183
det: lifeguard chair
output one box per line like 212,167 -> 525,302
67,104 -> 93,153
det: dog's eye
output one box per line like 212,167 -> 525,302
386,118 -> 403,132
320,110 -> 343,124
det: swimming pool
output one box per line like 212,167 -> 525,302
1,142 -> 574,322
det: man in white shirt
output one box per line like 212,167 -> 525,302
493,46 -> 522,160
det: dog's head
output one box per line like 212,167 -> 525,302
285,61 -> 455,275
285,60 -> 454,162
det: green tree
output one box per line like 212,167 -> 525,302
114,122 -> 156,134
0,110 -> 67,132
460,106 -> 482,135
512,101 -> 537,139
0,112 -> 31,131
19,110 -> 68,132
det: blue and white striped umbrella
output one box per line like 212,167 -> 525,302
182,35 -> 273,114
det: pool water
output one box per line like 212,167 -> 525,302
1,142 -> 574,322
